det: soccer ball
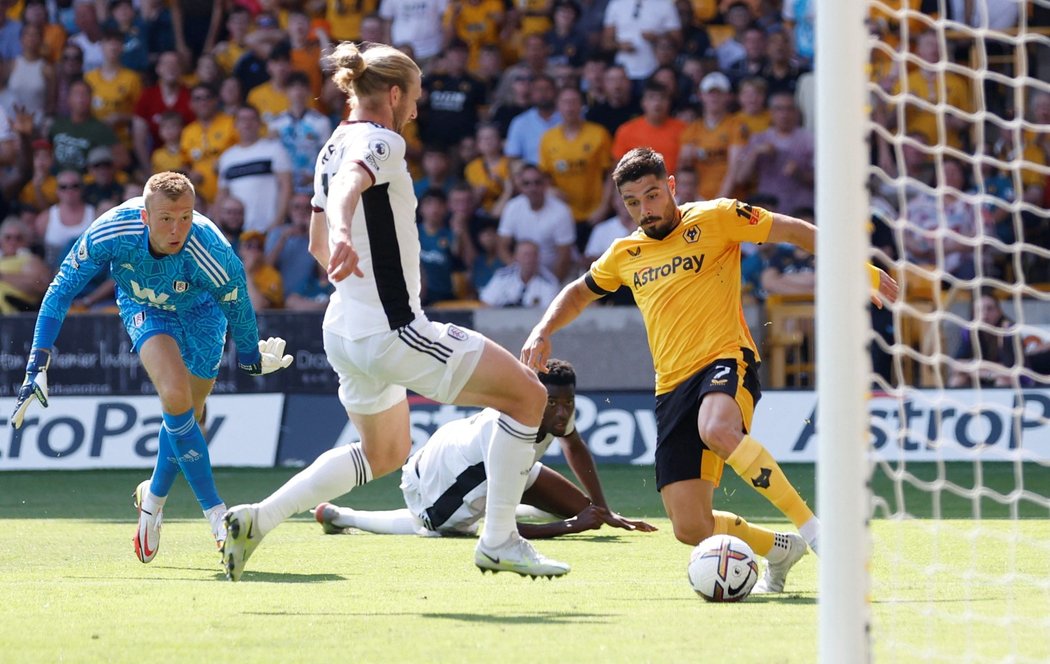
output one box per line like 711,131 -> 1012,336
687,534 -> 760,602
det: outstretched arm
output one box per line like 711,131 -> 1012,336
521,276 -> 604,372
518,465 -> 656,538
765,212 -> 899,308
326,162 -> 372,282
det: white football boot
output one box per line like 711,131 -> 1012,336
221,504 -> 263,581
206,503 -> 228,550
752,532 -> 808,594
133,480 -> 162,564
474,532 -> 570,579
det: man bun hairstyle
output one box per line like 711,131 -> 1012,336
538,358 -> 576,387
325,40 -> 421,105
612,147 -> 668,190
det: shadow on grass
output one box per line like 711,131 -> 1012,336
230,571 -> 347,583
422,611 -> 613,625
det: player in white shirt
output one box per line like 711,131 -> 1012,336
313,359 -> 655,539
222,41 -> 570,581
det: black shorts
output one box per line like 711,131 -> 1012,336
653,349 -> 761,491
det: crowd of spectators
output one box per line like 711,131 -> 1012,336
0,0 -> 1048,317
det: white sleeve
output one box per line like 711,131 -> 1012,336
497,199 -> 518,238
271,140 -> 293,173
553,202 -> 577,247
661,2 -> 681,30
342,127 -> 406,187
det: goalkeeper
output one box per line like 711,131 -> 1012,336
9,172 -> 294,564
522,148 -> 899,594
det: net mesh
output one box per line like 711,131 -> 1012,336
864,1 -> 1050,661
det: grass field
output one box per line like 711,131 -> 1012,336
1,463 -> 1047,663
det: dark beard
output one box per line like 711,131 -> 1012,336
641,224 -> 673,240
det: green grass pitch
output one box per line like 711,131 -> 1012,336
1,463 -> 1047,663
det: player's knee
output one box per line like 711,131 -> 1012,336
361,435 -> 411,477
697,420 -> 739,457
673,514 -> 715,546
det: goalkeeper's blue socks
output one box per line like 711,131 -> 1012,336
148,426 -> 180,499
162,408 -> 223,511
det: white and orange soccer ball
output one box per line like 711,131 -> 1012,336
687,534 -> 760,602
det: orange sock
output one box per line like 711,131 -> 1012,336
712,510 -> 775,557
726,435 -> 815,529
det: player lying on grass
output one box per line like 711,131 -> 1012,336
10,172 -> 293,563
314,359 -> 657,540
521,147 -> 899,593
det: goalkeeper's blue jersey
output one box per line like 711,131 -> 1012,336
39,197 -> 260,355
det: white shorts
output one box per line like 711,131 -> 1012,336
323,317 -> 486,415
400,443 -> 544,535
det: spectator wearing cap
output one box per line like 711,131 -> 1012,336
83,146 -> 124,207
679,72 -> 747,200
18,139 -> 57,213
181,83 -> 238,203
419,40 -> 487,150
239,229 -> 284,311
247,42 -> 294,128
443,0 -> 505,74
217,104 -> 292,234
379,0 -> 447,69
0,22 -> 53,123
131,51 -> 194,170
269,71 -> 333,195
70,0 -> 105,71
611,80 -> 686,175
0,216 -> 51,314
497,164 -> 576,282
49,79 -> 121,173
601,0 -> 681,88
84,27 -> 143,148
585,64 -> 639,138
104,0 -> 150,72
504,74 -> 561,167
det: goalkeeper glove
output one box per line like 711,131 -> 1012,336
238,337 -> 294,376
11,348 -> 51,429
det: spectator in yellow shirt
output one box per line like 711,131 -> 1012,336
246,43 -> 293,128
180,83 -> 238,203
84,28 -> 143,149
444,0 -> 505,74
678,72 -> 747,201
151,111 -> 189,174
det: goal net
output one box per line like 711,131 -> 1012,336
825,0 -> 1050,661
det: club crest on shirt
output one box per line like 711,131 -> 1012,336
682,226 -> 701,244
173,280 -> 189,293
132,312 -> 145,327
77,239 -> 89,261
626,247 -> 641,257
448,325 -> 468,342
369,138 -> 391,162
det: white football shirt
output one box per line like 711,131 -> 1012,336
313,120 -> 423,340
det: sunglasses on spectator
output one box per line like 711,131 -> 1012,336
520,179 -> 543,186
191,94 -> 214,101
58,182 -> 81,190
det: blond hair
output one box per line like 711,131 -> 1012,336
325,41 -> 420,108
144,171 -> 194,210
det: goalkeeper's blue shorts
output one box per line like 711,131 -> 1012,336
119,297 -> 228,380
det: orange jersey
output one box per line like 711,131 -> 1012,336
587,198 -> 772,394
733,109 -> 770,141
680,114 -> 747,200
464,156 -> 511,215
538,122 -> 612,221
445,0 -> 504,71
612,117 -> 687,177
325,0 -> 380,41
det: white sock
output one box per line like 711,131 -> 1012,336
335,507 -> 420,535
480,413 -> 538,548
142,491 -> 166,515
204,503 -> 227,539
765,532 -> 793,564
256,443 -> 373,535
799,517 -> 821,554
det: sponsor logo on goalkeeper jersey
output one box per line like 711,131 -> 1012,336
632,253 -> 705,288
